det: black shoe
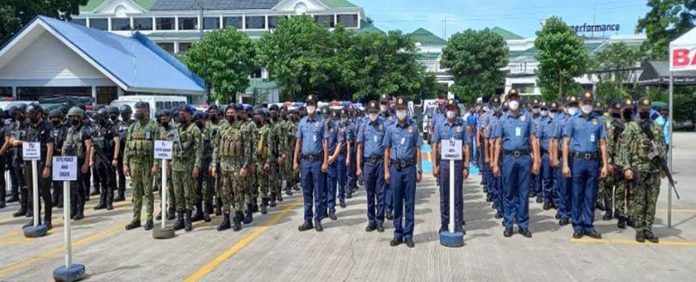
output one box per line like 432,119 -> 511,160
585,230 -> 601,239
644,230 -> 659,243
26,209 -> 33,217
261,198 -> 269,215
269,194 -> 277,208
174,212 -> 184,230
543,202 -> 552,210
125,220 -> 141,230
315,221 -> 323,232
617,216 -> 627,229
503,228 -> 513,237
439,224 -> 448,233
144,219 -> 153,231
346,192 -> 352,199
529,192 -> 536,199
167,208 -> 176,220
365,223 -> 376,232
385,211 -> 393,220
73,211 -> 84,220
485,194 -> 492,202
184,210 -> 193,232
377,225 -> 384,233
285,189 -> 293,196
7,195 -> 19,203
156,211 -> 162,220
243,207 -> 253,224
45,220 -> 52,230
217,213 -> 231,231
519,228 -> 532,238
13,207 -> 26,218
572,230 -> 584,239
203,205 -> 211,222
298,221 -> 314,232
602,210 -> 613,221
405,239 -> 415,248
627,217 -> 635,228
390,238 -> 403,247
555,213 -> 561,219
106,203 -> 114,210
94,202 -> 106,210
232,212 -> 243,232
322,211 -> 329,220
339,201 -> 346,208
596,203 -> 606,211
251,200 -> 259,213
455,223 -> 465,234
535,197 -> 543,203
191,204 -> 204,222
329,211 -> 337,221
114,194 -> 125,202
559,218 -> 570,226
635,231 -> 646,243
276,193 -> 283,202
91,190 -> 100,196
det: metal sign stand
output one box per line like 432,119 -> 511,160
52,156 -> 85,282
154,141 -> 175,239
439,139 -> 464,248
22,144 -> 47,237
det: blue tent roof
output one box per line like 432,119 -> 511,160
36,16 -> 206,95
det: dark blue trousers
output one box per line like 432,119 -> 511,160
301,159 -> 325,223
502,155 -> 531,229
391,165 -> 416,241
363,160 -> 385,226
337,154 -> 347,200
571,158 -> 599,233
541,152 -> 555,203
556,156 -> 573,220
438,161 -> 464,228
326,160 -> 339,213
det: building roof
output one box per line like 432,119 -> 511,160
81,0 -> 159,12
409,28 -> 447,46
321,0 -> 358,8
0,16 -> 206,95
490,27 -> 523,40
151,0 -> 278,11
358,20 -> 384,34
638,61 -> 696,86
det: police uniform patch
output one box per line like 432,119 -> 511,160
520,115 -> 526,122
643,99 -> 650,106
592,119 -> 597,126
456,126 -> 462,132
407,126 -> 413,133
315,123 -> 320,129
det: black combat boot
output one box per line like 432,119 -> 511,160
214,197 -> 222,216
13,189 -> 28,217
627,217 -> 635,228
144,219 -> 154,231
217,213 -> 231,231
114,191 -> 125,202
269,193 -> 277,207
261,198 -> 268,215
94,200 -> 106,210
45,214 -> 52,230
617,216 -> 627,229
0,185 -> 5,209
156,211 -> 162,220
243,203 -> 253,224
644,230 -> 659,243
74,202 -> 84,220
174,211 -> 184,230
251,198 -> 259,213
167,207 -> 176,220
276,191 -> 283,202
125,219 -> 141,230
232,211 -> 243,232
602,210 -> 613,221
191,203 -> 204,222
203,202 -> 211,222
184,209 -> 193,232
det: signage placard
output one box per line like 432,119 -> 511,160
441,139 -> 463,161
154,141 -> 173,160
22,142 -> 41,160
53,156 -> 77,181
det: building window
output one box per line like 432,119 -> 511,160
111,18 -> 131,31
251,69 -> 263,78
223,16 -> 242,29
204,17 -> 219,30
133,17 -> 153,30
17,87 -> 92,101
314,15 -> 334,28
268,16 -> 284,29
179,42 -> 192,53
96,87 -> 118,105
71,18 -> 87,26
178,17 -> 198,30
0,87 -> 12,97
90,18 -> 108,30
156,17 -> 175,30
245,16 -> 265,29
511,84 -> 535,94
157,42 -> 175,53
337,14 -> 358,28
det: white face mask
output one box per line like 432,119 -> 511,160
541,110 -> 548,117
483,106 -> 489,112
567,107 -> 579,116
341,118 -> 347,123
306,106 -> 316,115
368,113 -> 378,122
532,108 -> 540,114
549,112 -> 557,119
509,100 -> 520,111
581,105 -> 593,115
396,110 -> 407,121
380,105 -> 388,113
446,111 -> 456,119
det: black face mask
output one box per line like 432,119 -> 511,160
161,121 -> 169,127
254,119 -> 262,127
52,120 -> 62,126
30,116 -> 39,124
639,110 -> 650,120
196,121 -> 204,128
110,115 -> 118,121
210,115 -> 219,123
611,112 -> 620,118
99,118 -> 108,126
622,109 -> 633,121
71,119 -> 80,126
17,114 -> 26,121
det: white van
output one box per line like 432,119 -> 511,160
110,95 -> 188,119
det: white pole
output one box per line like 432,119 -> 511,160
668,71 -> 674,228
449,159 -> 455,233
63,181 -> 72,268
162,159 -> 168,229
32,160 -> 39,227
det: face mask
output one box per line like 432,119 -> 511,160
99,118 -> 108,125
306,106 -> 316,115
611,112 -> 621,118
541,110 -> 548,117
446,111 -> 456,119
622,109 -> 633,120
549,112 -> 557,119
396,110 -> 407,121
581,105 -> 593,115
509,100 -> 519,111
110,115 -> 118,121
532,108 -> 540,114
162,121 -> 170,127
368,113 -> 378,122
568,107 -> 579,116
226,115 -> 235,123
30,116 -> 39,124
135,112 -> 146,120
255,119 -> 262,127
380,105 -> 388,113
210,116 -> 219,123
52,120 -> 62,126
196,121 -> 204,128
70,119 -> 80,126
639,110 -> 650,119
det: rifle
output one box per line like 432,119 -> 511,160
639,121 -> 680,199
169,129 -> 184,156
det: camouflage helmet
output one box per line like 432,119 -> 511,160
67,107 -> 84,117
49,109 -> 64,119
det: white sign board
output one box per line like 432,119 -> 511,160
154,141 -> 173,160
441,139 -> 463,161
53,156 -> 78,181
22,142 -> 41,160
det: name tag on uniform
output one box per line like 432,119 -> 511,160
400,137 -> 406,145
590,134 -> 595,142
515,127 -> 521,137
373,135 -> 378,143
313,134 -> 318,142
145,131 -> 151,139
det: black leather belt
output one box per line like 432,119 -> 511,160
365,155 -> 383,164
302,154 -> 323,161
392,159 -> 415,171
573,152 -> 598,160
503,150 -> 529,158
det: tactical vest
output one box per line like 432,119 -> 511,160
127,123 -> 154,158
219,124 -> 242,158
51,126 -> 66,155
257,126 -> 268,161
63,126 -> 86,159
172,123 -> 196,159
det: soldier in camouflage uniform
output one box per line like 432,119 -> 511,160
253,108 -> 273,216
62,107 -> 93,221
155,110 -> 177,221
616,97 -> 665,243
279,107 -> 294,196
170,105 -> 202,232
267,104 -> 286,206
286,110 -> 301,193
598,99 -> 630,229
124,102 -> 160,231
202,105 -> 224,221
241,107 -> 259,222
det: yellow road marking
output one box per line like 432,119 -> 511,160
0,230 -> 32,246
0,223 -> 126,278
571,237 -> 696,247
184,197 -> 303,282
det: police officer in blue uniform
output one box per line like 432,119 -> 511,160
563,91 -> 609,239
529,98 -> 544,203
538,101 -> 558,210
336,107 -> 352,207
384,97 -> 422,248
432,98 -> 470,234
486,96 -> 504,219
357,101 -> 387,233
379,94 -> 395,220
492,89 -> 541,238
554,97 -> 577,225
293,95 -> 329,232
325,108 -> 345,220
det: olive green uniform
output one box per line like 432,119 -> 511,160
212,120 -> 252,214
171,122 -> 202,212
242,120 -> 258,204
158,124 -> 176,213
124,120 -> 160,222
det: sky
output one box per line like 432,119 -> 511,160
350,0 -> 650,39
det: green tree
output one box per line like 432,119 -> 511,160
595,81 -> 629,101
535,17 -> 589,101
636,0 -> 696,59
420,72 -> 448,101
1,0 -> 88,43
441,28 -> 509,105
591,42 -> 644,85
258,16 -> 334,101
183,28 -> 256,104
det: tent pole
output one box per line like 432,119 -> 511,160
668,71 -> 673,229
